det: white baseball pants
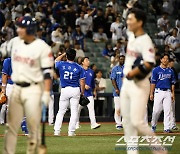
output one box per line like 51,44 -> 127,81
77,96 -> 97,126
114,97 -> 122,127
151,89 -> 172,130
48,95 -> 54,125
0,84 -> 13,124
54,87 -> 80,134
3,84 -> 42,154
120,78 -> 161,154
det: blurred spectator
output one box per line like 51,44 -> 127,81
65,3 -> 76,29
1,20 -> 14,40
167,28 -> 180,52
107,0 -> 120,15
90,63 -> 97,72
94,70 -> 106,116
84,7 -> 96,38
11,0 -> 23,21
102,42 -> 114,59
93,27 -> 108,43
74,42 -> 85,58
76,11 -> 88,35
0,10 -> 5,29
162,0 -> 174,15
72,25 -> 85,50
104,4 -> 115,38
93,8 -> 106,32
110,49 -> 120,68
35,5 -> 46,21
110,15 -> 124,44
157,13 -> 169,29
113,39 -> 126,55
155,25 -> 169,39
51,24 -> 64,44
64,40 -> 71,50
77,56 -> 83,65
64,26 -> 73,45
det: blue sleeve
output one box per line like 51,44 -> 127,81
171,69 -> 176,85
110,67 -> 116,80
151,68 -> 158,84
80,66 -> 85,79
2,59 -> 10,75
55,61 -> 62,69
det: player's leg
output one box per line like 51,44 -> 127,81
22,85 -> 42,154
48,95 -> 54,125
170,100 -> 177,130
68,87 -> 80,136
54,88 -> 69,135
120,80 -> 138,154
3,85 -> 23,154
0,104 -> 6,124
151,90 -> 163,130
163,91 -> 172,132
76,104 -> 83,129
87,96 -> 101,129
114,96 -> 122,129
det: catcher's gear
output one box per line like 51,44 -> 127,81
79,95 -> 90,106
0,91 -> 7,104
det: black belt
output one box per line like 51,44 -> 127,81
15,82 -> 38,87
156,88 -> 170,91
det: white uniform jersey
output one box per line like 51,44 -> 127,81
123,32 -> 155,76
9,37 -> 54,83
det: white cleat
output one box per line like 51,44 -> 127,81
54,131 -> 60,136
68,132 -> 76,136
91,123 -> 101,129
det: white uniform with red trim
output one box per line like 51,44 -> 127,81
3,36 -> 53,154
120,32 -> 157,154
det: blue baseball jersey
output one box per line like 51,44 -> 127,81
55,61 -> 85,88
110,65 -> 124,96
151,66 -> 176,89
84,68 -> 95,97
2,58 -> 13,84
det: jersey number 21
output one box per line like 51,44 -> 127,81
64,71 -> 73,80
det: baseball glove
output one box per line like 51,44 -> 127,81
79,95 -> 90,106
0,91 -> 7,104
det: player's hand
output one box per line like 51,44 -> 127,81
171,94 -> 175,103
150,94 -> 154,101
115,89 -> 120,95
41,91 -> 51,107
85,85 -> 89,89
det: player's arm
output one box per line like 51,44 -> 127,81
80,78 -> 85,95
1,73 -> 8,94
55,52 -> 66,62
150,83 -> 156,101
111,79 -> 119,95
126,61 -> 154,80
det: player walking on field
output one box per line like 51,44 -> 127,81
110,55 -> 125,130
3,16 -> 54,154
76,57 -> 101,129
150,53 -> 176,133
54,49 -> 85,136
120,8 -> 167,154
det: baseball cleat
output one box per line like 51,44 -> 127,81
164,129 -> 172,133
91,123 -> 101,129
49,123 -> 54,126
116,126 -> 123,130
75,124 -> 81,129
68,132 -> 76,136
151,126 -> 156,132
54,131 -> 60,136
171,126 -> 178,130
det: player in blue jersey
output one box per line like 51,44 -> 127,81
54,49 -> 85,136
110,55 -> 125,130
76,57 -> 101,129
0,58 -> 29,135
150,53 -> 176,133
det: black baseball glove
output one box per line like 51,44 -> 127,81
79,95 -> 90,106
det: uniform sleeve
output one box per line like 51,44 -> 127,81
40,43 -> 54,68
140,37 -> 155,63
171,69 -> 176,85
79,66 -> 85,79
151,68 -> 158,84
110,67 -> 116,80
55,61 -> 62,69
2,59 -> 9,75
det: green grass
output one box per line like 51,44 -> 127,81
0,123 -> 180,154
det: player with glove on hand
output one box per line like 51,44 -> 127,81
119,8 -> 167,154
3,16 -> 53,154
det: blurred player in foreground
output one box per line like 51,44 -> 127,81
120,8 -> 167,154
3,16 -> 53,154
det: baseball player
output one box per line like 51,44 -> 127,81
76,57 -> 101,129
3,16 -> 53,154
110,55 -> 125,130
54,49 -> 85,136
150,53 -> 176,133
120,8 -> 167,154
1,57 -> 29,135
